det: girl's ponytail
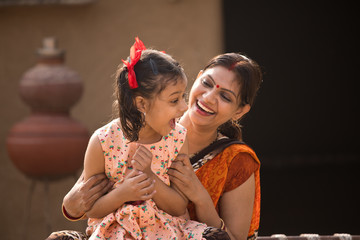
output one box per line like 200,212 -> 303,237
115,67 -> 144,142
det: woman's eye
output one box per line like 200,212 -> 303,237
221,93 -> 231,102
201,78 -> 212,88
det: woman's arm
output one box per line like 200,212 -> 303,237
84,133 -> 156,218
62,171 -> 113,220
131,141 -> 189,216
219,174 -> 255,240
168,155 -> 255,240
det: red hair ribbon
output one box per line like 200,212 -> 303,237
122,37 -> 147,89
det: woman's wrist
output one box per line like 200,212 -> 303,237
62,203 -> 86,221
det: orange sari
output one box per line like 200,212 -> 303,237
188,144 -> 261,240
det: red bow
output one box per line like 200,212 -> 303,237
122,37 -> 147,89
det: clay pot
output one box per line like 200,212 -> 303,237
6,37 -> 89,179
7,114 -> 89,179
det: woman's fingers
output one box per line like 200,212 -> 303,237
87,177 -> 113,197
175,154 -> 192,167
82,173 -> 108,191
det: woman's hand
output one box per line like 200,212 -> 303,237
63,171 -> 113,219
168,154 -> 209,204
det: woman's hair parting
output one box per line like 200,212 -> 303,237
202,53 -> 263,140
114,38 -> 185,142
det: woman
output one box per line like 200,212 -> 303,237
49,52 -> 262,240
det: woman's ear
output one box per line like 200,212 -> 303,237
232,104 -> 251,121
135,96 -> 147,113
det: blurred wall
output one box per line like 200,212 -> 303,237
0,1 -> 223,239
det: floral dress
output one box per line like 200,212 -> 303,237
86,119 -> 206,240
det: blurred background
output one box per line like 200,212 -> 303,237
0,0 -> 358,240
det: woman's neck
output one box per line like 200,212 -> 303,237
179,113 -> 218,155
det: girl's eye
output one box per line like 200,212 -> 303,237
201,78 -> 212,88
170,99 -> 179,104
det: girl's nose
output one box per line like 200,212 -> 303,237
179,98 -> 188,113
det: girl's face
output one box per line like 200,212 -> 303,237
141,77 -> 188,140
187,66 -> 249,130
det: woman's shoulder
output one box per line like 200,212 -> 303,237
221,141 -> 260,166
223,148 -> 260,192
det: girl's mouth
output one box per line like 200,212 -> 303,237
196,100 -> 215,115
169,118 -> 176,129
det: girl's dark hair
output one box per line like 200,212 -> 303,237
202,53 -> 263,140
114,49 -> 185,142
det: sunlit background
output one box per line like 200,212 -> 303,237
0,1 -> 358,240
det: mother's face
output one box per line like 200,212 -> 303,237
187,66 -> 250,129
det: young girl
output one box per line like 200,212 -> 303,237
83,38 -> 206,240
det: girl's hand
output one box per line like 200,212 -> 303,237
63,172 -> 113,218
168,154 -> 209,204
120,169 -> 156,202
131,145 -> 153,176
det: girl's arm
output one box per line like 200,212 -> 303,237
168,155 -> 255,240
84,133 -> 156,218
131,139 -> 189,217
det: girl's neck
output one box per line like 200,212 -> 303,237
179,112 -> 218,155
137,126 -> 162,144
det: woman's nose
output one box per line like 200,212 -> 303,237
202,89 -> 216,104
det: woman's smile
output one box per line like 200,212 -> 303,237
196,100 -> 215,115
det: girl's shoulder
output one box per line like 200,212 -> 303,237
94,118 -> 123,140
164,122 -> 187,140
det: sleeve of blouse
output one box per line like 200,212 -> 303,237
224,152 -> 260,192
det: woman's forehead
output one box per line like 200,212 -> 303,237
202,66 -> 240,88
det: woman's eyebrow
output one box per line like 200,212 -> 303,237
207,74 -> 237,98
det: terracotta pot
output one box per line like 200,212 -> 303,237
7,114 -> 89,179
6,37 -> 89,179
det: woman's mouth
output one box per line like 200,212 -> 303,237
196,100 -> 215,115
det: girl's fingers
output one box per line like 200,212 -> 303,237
134,145 -> 153,161
131,159 -> 144,170
140,183 -> 156,200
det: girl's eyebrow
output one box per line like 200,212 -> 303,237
206,74 -> 237,98
169,91 -> 182,97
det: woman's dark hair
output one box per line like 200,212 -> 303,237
114,49 -> 185,142
202,53 -> 263,140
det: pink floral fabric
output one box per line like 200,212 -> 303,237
86,119 -> 206,240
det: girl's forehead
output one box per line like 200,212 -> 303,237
157,77 -> 187,99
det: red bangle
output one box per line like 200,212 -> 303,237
62,204 -> 86,221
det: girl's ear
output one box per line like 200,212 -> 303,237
232,104 -> 251,121
135,96 -> 148,113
